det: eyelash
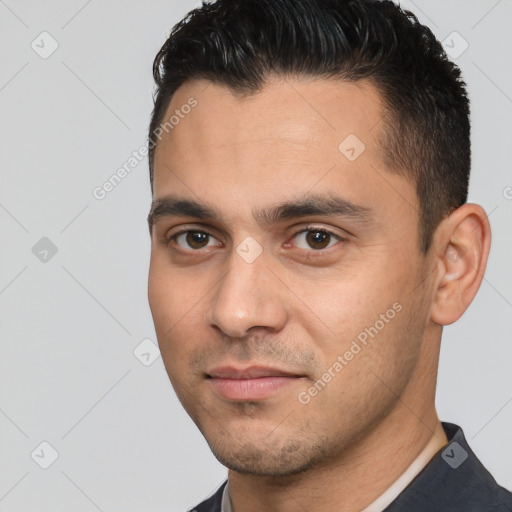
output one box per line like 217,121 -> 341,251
165,226 -> 345,252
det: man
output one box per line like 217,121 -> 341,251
146,0 -> 512,510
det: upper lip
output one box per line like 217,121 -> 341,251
207,365 -> 303,379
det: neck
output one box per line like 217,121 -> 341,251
228,409 -> 447,512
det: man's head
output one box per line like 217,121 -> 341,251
146,0 -> 490,478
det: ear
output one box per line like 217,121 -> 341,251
430,203 -> 491,326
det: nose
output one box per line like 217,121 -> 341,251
205,245 -> 288,338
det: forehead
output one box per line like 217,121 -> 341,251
151,78 -> 417,229
154,77 -> 386,172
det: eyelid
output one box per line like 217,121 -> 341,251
163,222 -> 218,238
302,225 -> 344,237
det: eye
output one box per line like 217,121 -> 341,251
172,230 -> 221,250
291,228 -> 341,250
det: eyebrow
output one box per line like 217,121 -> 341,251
147,194 -> 374,227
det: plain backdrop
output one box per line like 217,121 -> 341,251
1,1 -> 511,511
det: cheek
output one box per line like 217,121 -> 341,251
148,251 -> 200,320
293,271 -> 393,338
148,259 -> 200,350
148,256 -> 218,379
289,256 -> 422,371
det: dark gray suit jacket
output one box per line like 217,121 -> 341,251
191,423 -> 512,511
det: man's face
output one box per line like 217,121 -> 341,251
148,78 -> 436,476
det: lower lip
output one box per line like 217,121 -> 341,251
209,376 -> 300,401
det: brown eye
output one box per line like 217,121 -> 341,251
186,232 -> 209,248
291,228 -> 340,251
173,231 -> 219,250
305,230 -> 332,249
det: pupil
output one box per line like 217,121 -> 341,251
306,230 -> 330,249
187,231 -> 208,248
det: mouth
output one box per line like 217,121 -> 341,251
207,365 -> 306,401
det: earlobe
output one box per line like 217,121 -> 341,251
430,204 -> 491,326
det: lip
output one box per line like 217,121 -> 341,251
208,365 -> 301,379
207,365 -> 304,401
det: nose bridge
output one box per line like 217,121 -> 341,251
206,243 -> 287,337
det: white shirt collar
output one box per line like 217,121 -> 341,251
221,480 -> 233,512
361,431 -> 444,512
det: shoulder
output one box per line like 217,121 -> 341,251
188,481 -> 227,512
386,423 -> 512,512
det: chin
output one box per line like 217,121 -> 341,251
206,434 -> 331,477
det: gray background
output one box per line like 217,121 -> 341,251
0,1 -> 511,510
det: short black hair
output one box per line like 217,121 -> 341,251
148,0 -> 470,252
